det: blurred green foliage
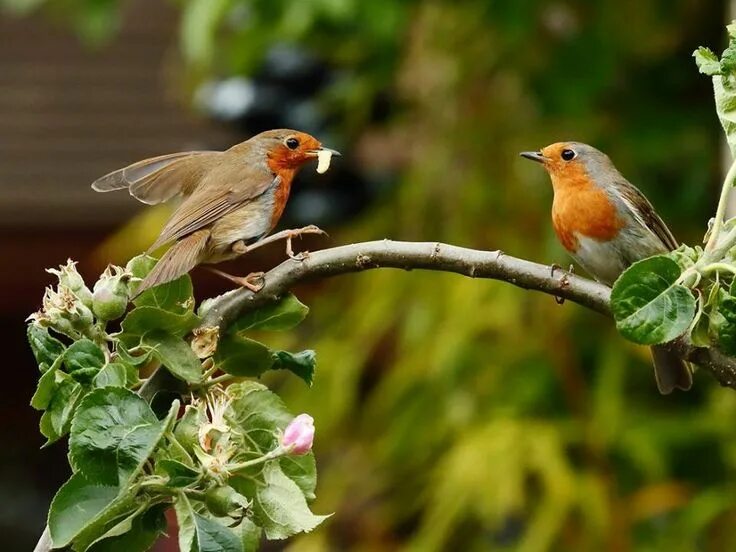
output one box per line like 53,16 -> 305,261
11,0 -> 736,549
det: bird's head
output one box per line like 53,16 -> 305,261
520,142 -> 617,190
246,129 -> 340,172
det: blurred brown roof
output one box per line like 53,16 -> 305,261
0,0 -> 236,227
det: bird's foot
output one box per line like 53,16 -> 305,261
285,225 -> 328,260
236,225 -> 327,259
208,267 -> 265,292
550,264 -> 574,305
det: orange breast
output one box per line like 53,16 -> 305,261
267,166 -> 295,230
550,172 -> 622,253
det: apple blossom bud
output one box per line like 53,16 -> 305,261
40,285 -> 94,336
281,414 -> 315,455
46,259 -> 93,308
92,265 -> 130,321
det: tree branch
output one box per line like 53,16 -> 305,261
199,240 -> 610,326
197,239 -> 736,390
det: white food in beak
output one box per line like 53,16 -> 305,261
316,150 -> 333,174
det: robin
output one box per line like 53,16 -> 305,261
92,129 -> 339,296
521,142 -> 692,394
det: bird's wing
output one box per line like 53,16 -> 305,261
614,179 -> 678,251
148,164 -> 279,251
91,151 -> 222,205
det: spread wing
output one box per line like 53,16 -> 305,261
614,179 -> 678,251
91,151 -> 221,205
148,162 -> 278,251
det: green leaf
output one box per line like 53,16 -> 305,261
50,473 -> 142,552
48,473 -> 120,548
610,256 -> 696,345
272,350 -> 316,386
194,512 -> 243,552
174,493 -> 197,552
280,453 -> 317,500
174,404 -> 206,452
694,46 -> 721,75
69,387 -> 172,486
713,75 -> 736,158
230,293 -> 309,333
158,459 -> 200,487
718,296 -> 736,355
175,494 -> 243,552
40,372 -> 84,444
65,339 -> 106,384
215,335 -> 274,377
142,330 -> 202,384
31,364 -> 59,410
126,254 -> 157,280
132,254 -> 194,315
226,382 -> 293,452
115,343 -> 152,367
240,517 -> 262,552
237,463 -> 329,540
27,324 -> 66,369
93,362 -> 129,388
120,306 -> 200,343
87,504 -> 167,552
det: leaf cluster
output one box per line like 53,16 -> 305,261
28,255 -> 326,551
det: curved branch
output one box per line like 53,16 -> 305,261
199,240 -> 611,328
198,239 -> 736,390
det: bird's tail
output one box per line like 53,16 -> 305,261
650,345 -> 693,394
134,230 -> 210,298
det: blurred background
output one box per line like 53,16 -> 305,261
1,0 -> 734,550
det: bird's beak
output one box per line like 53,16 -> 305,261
307,147 -> 341,157
520,151 -> 547,164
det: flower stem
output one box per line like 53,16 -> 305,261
197,373 -> 236,389
227,447 -> 286,473
704,158 -> 736,254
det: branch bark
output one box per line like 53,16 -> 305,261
198,239 -> 736,390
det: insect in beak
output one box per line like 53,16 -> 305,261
309,147 -> 341,174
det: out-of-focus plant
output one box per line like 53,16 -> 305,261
28,258 -> 327,551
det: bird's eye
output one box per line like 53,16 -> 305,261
285,137 -> 299,150
561,149 -> 576,161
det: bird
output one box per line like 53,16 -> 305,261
520,141 -> 692,394
92,129 -> 339,296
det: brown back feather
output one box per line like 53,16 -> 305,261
148,158 -> 279,251
613,179 -> 678,251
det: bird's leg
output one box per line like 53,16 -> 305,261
549,264 -> 575,305
231,240 -> 248,255
243,225 -> 327,260
207,267 -> 265,292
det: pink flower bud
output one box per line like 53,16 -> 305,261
281,414 -> 315,455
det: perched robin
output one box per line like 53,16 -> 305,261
521,142 -> 692,394
92,129 -> 339,295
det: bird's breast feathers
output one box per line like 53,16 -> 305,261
551,184 -> 623,252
